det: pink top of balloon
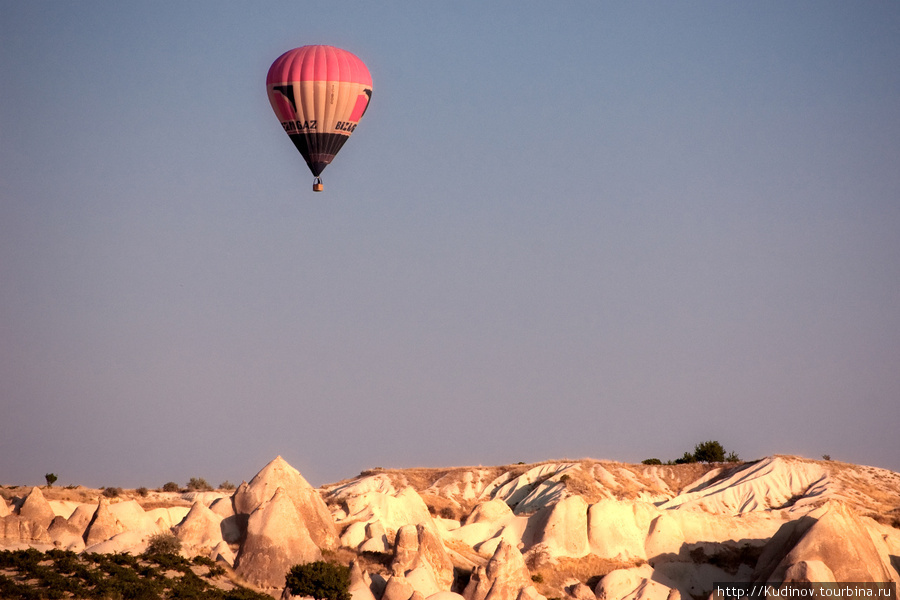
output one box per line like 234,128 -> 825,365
267,45 -> 372,86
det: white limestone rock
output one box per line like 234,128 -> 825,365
47,515 -> 85,552
17,487 -> 56,529
464,540 -> 531,600
349,560 -> 379,600
754,501 -> 898,584
174,500 -> 225,555
392,523 -> 455,592
595,565 -> 678,600
587,500 -> 655,561
0,515 -> 52,545
234,486 -> 323,592
534,494 -> 589,558
83,498 -> 127,546
233,455 -> 338,550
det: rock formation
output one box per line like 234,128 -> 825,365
391,523 -> 455,591
106,499 -> 157,533
174,500 -> 225,554
465,498 -> 515,526
644,512 -> 687,562
361,521 -> 391,553
349,560 -> 379,600
82,498 -> 126,547
382,574 -> 416,600
754,501 -> 898,584
343,520 -> 369,548
337,484 -> 437,546
0,515 -> 51,545
233,455 -> 338,549
658,457 -> 828,514
483,464 -> 574,512
47,515 -> 85,552
534,494 -> 589,558
234,486 -> 323,592
17,487 -> 56,529
782,560 -> 836,583
430,592 -> 468,600
66,502 -> 96,538
587,500 -> 653,561
84,529 -> 151,554
595,565 -> 678,600
3,454 -> 900,600
464,540 -> 531,600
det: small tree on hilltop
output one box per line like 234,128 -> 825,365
693,440 -> 726,463
44,473 -> 58,488
674,451 -> 697,464
285,561 -> 351,600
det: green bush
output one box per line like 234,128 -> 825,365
144,531 -> 182,557
285,561 -> 351,600
693,440 -> 725,463
161,481 -> 181,492
674,451 -> 697,464
187,477 -> 213,492
0,548 -> 271,600
192,555 -> 216,567
102,486 -> 122,498
642,458 -> 662,465
672,441 -> 740,464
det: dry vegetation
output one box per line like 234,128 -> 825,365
827,462 -> 900,516
0,484 -> 207,513
421,492 -> 470,522
323,547 -> 393,578
530,554 -> 646,598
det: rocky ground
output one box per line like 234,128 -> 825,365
2,455 -> 899,599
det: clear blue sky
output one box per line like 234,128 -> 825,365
2,2 -> 899,488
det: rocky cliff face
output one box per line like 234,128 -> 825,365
2,455 -> 898,600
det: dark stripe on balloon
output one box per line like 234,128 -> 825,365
288,133 -> 350,176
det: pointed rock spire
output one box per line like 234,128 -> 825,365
391,523 -> 454,591
233,455 -> 338,549
83,497 -> 126,546
464,540 -> 531,600
17,487 -> 56,529
235,486 -> 323,592
174,501 -> 224,554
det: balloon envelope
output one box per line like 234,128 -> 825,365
267,45 -> 373,177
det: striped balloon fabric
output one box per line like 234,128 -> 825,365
267,45 -> 373,189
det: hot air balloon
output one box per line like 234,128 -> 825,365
266,45 -> 373,192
